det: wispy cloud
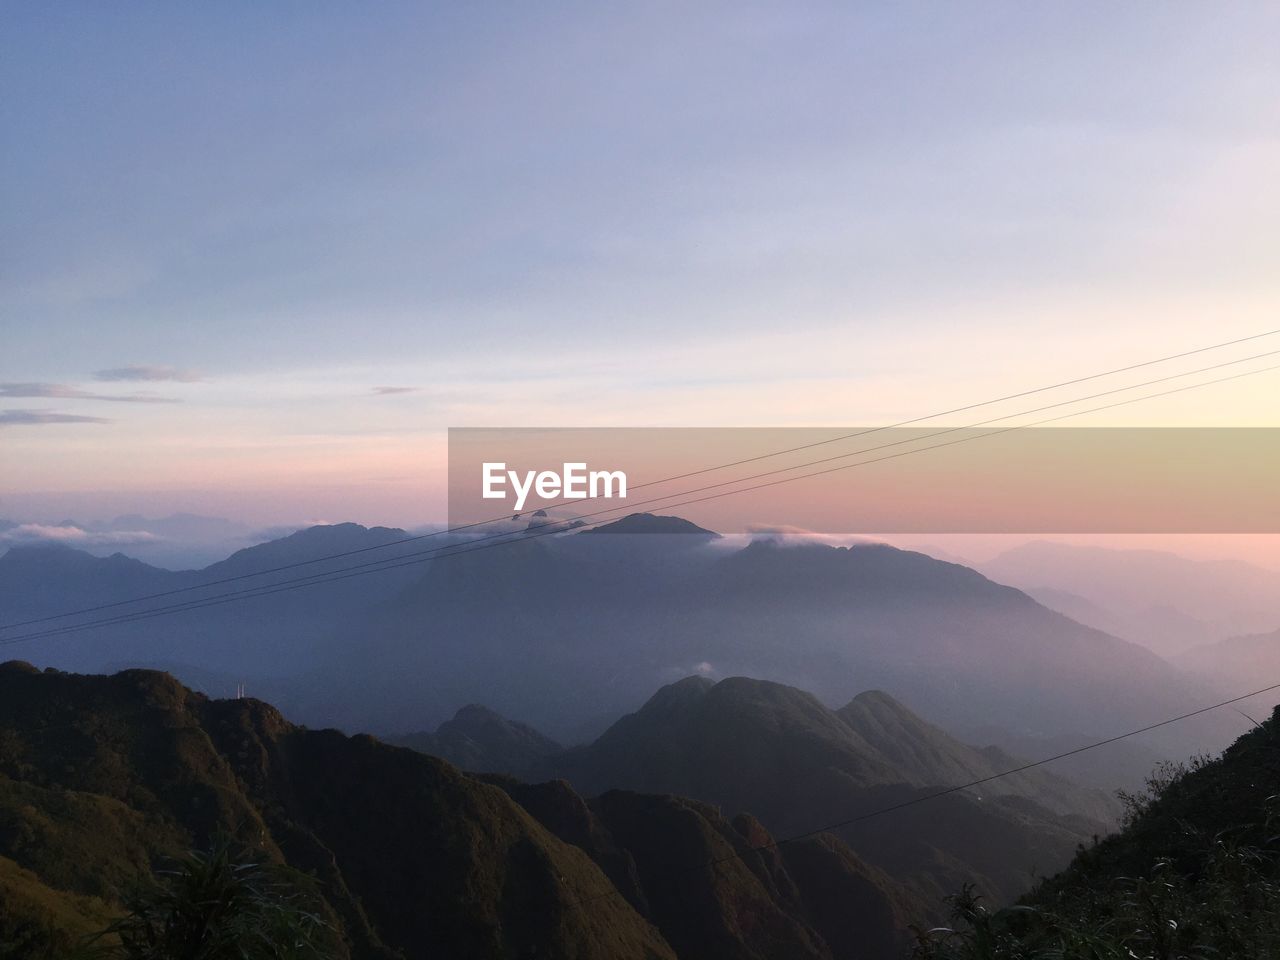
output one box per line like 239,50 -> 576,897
0,409 -> 111,426
372,386 -> 418,395
0,382 -> 179,403
93,365 -> 203,383
0,523 -> 160,546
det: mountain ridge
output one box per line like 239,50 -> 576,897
532,674 -> 1120,905
0,662 -> 921,960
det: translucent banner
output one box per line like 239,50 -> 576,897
447,428 -> 1280,533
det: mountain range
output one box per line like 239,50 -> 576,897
1176,626 -> 1280,699
387,672 -> 1121,906
981,540 -> 1280,657
0,515 -> 1250,775
0,662 -> 927,960
529,675 -> 1117,905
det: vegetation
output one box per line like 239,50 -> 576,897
86,837 -> 335,960
3,662 -> 935,959
912,709 -> 1280,959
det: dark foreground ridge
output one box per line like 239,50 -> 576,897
916,699 -> 1280,958
0,662 -> 917,959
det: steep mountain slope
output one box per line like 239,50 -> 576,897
488,777 -> 922,960
386,703 -> 563,776
0,663 -> 919,960
916,702 -> 1280,958
537,676 -> 1116,905
0,661 -> 673,960
837,690 -> 1117,823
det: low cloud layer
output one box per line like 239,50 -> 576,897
0,382 -> 179,403
93,365 -> 202,383
0,409 -> 111,426
0,523 -> 160,546
372,386 -> 418,395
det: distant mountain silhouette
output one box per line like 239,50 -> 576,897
0,515 -> 1233,766
0,522 -> 429,679
981,540 -> 1280,656
386,703 -> 562,776
0,663 -> 919,959
536,675 -> 1119,905
581,513 -> 720,536
1176,626 -> 1280,699
201,521 -> 411,575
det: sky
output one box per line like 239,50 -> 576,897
2,2 -> 1280,527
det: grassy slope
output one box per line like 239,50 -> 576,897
0,661 -> 674,960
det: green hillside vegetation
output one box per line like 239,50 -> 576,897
0,662 -> 920,959
486,776 -> 920,960
913,704 -> 1280,959
89,835 -> 338,960
0,661 -> 671,959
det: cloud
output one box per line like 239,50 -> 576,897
745,523 -> 819,536
0,382 -> 180,403
0,523 -> 160,546
744,524 -> 880,548
372,386 -> 418,395
0,409 -> 111,426
660,660 -> 720,681
93,365 -> 203,383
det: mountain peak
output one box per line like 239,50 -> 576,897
581,513 -> 719,537
848,689 -> 909,710
388,703 -> 562,777
635,675 -> 715,715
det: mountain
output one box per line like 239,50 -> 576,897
348,530 -> 1221,756
487,778 -> 922,960
0,514 -> 254,569
0,663 -> 919,960
0,523 -> 432,683
537,676 -> 1119,905
200,521 -> 412,576
836,690 -> 1116,823
1,516 -> 1238,765
386,704 -> 563,776
916,701 -> 1280,958
981,540 -> 1280,656
1176,626 -> 1280,700
581,513 -> 721,537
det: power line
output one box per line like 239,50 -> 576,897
567,678 -> 1280,909
3,359 -> 1276,647
7,651 -> 1276,925
4,328 -> 1277,633
5,360 -> 1276,645
628,363 -> 1280,521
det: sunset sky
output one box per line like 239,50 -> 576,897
3,3 -> 1279,526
